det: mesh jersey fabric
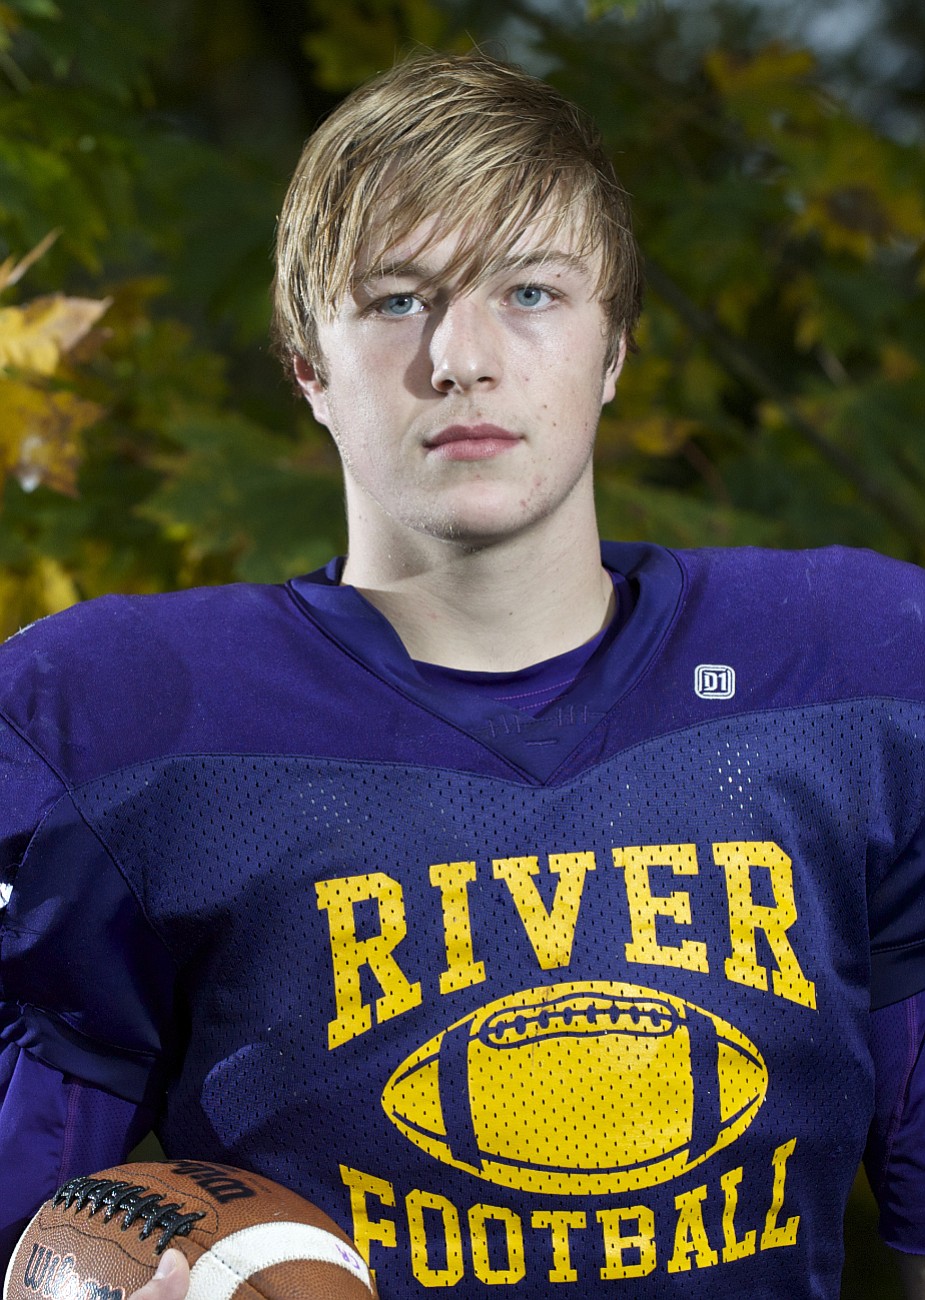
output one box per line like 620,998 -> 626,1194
0,540 -> 923,1298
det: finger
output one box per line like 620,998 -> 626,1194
127,1248 -> 190,1300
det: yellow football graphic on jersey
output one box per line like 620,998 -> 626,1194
381,981 -> 767,1194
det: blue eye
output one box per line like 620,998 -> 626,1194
379,294 -> 422,317
513,285 -> 551,308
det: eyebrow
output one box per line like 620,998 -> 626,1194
357,249 -> 592,287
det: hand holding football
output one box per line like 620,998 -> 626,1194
128,1248 -> 189,1300
4,1160 -> 376,1300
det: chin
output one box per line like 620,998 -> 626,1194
417,481 -> 557,539
422,509 -> 547,548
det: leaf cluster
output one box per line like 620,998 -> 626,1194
0,0 -> 345,636
527,0 -> 925,557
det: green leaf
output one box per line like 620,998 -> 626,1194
304,0 -> 452,92
141,412 -> 345,583
595,472 -> 781,549
5,0 -> 60,17
586,0 -> 642,18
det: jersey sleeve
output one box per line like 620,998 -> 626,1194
0,714 -> 63,890
0,780 -> 178,1103
866,988 -> 925,1252
0,711 -> 180,1264
869,815 -> 925,1009
0,1048 -> 152,1269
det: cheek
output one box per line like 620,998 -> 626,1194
523,330 -> 609,409
322,379 -> 402,480
537,372 -> 605,440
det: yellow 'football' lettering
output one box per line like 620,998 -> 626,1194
720,1166 -> 757,1261
613,845 -> 710,973
597,1207 -> 657,1279
339,1164 -> 397,1266
429,861 -> 487,995
340,1142 -> 802,1287
469,1204 -> 526,1285
531,1211 -> 586,1283
492,852 -> 596,970
715,843 -> 816,1008
315,873 -> 422,1048
406,1189 -> 465,1288
760,1139 -> 800,1249
667,1185 -> 719,1273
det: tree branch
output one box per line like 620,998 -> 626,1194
645,258 -> 924,553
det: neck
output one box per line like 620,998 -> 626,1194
341,511 -> 612,673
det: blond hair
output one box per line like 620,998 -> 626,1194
272,50 -> 642,378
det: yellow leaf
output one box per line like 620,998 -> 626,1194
880,344 -> 920,383
0,378 -> 47,471
0,557 -> 79,642
782,273 -> 825,350
630,414 -> 699,456
0,376 -> 102,496
36,556 -> 80,614
0,306 -> 58,374
608,348 -> 675,414
304,0 -> 453,92
0,294 -> 111,376
716,281 -> 763,335
0,6 -> 17,57
758,401 -> 788,430
587,0 -> 639,17
792,200 -> 874,259
705,45 -> 816,96
0,568 -> 36,641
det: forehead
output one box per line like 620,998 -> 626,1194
352,204 -> 603,289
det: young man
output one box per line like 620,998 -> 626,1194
1,50 -> 925,1300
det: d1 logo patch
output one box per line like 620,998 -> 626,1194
381,981 -> 767,1195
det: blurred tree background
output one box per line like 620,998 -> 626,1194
0,0 -> 924,638
1,0 -> 922,1292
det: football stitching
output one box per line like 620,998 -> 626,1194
53,1177 -> 207,1253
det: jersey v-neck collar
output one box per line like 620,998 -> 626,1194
286,542 -> 686,784
411,602 -> 619,714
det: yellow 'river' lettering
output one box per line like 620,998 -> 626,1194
315,873 -> 422,1049
492,852 -> 596,970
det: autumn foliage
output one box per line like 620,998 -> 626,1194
0,0 -> 923,644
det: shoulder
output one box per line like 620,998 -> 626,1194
605,541 -> 925,706
678,542 -> 923,590
1,581 -> 294,655
0,582 -> 301,781
685,544 -> 925,702
677,543 -> 924,633
0,583 -> 298,704
607,540 -> 925,631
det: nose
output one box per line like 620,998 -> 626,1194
429,297 -> 500,393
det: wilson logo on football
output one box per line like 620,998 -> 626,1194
20,1244 -> 124,1300
381,980 -> 768,1196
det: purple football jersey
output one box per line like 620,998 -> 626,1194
0,542 -> 923,1297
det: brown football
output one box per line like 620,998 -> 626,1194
4,1160 -> 377,1300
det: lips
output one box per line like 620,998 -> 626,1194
424,423 -> 522,461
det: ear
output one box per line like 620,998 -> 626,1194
293,354 -> 331,428
601,333 -> 627,406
